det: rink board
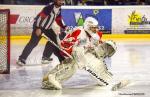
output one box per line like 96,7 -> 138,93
10,34 -> 150,45
1,5 -> 150,35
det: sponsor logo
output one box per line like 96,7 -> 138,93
18,16 -> 34,24
84,67 -> 108,85
62,9 -> 112,33
125,10 -> 150,34
10,14 -> 34,24
71,10 -> 105,30
128,10 -> 150,26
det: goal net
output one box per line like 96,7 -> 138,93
0,9 -> 10,74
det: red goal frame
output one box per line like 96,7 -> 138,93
0,9 -> 10,74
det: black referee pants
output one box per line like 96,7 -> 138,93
19,28 -> 65,63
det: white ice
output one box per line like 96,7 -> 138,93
0,41 -> 150,97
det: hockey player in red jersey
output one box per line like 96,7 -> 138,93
41,17 -> 117,90
60,17 -> 103,57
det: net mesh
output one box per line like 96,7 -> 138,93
0,10 -> 10,74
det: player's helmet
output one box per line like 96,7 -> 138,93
105,40 -> 117,57
54,0 -> 64,6
83,17 -> 99,33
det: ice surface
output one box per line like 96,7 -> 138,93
0,41 -> 150,97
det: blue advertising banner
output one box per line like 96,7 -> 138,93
61,9 -> 112,34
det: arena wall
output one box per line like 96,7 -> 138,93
0,5 -> 150,36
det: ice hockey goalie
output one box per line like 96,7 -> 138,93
42,17 -> 117,90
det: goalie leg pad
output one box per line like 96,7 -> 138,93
48,74 -> 62,89
42,58 -> 77,89
83,53 -> 113,86
42,80 -> 61,90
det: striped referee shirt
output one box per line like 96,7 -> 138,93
34,3 -> 66,30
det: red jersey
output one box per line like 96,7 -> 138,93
60,28 -> 103,56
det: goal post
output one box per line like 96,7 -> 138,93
0,9 -> 10,74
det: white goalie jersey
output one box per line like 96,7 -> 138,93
42,17 -> 117,89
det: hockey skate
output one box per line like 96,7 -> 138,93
41,57 -> 53,64
16,59 -> 26,66
42,74 -> 62,90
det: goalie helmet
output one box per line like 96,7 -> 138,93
105,40 -> 117,57
83,17 -> 99,33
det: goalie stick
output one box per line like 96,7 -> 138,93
111,79 -> 131,91
42,34 -> 73,59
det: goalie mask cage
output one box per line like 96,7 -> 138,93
0,9 -> 10,74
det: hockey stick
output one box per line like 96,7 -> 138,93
42,34 -> 73,59
111,79 -> 131,91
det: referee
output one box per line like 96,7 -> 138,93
17,0 -> 66,65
